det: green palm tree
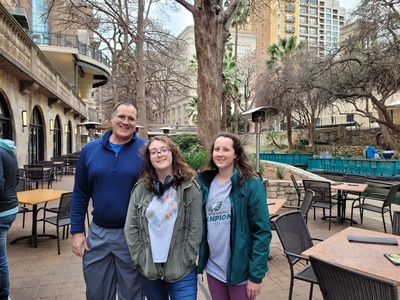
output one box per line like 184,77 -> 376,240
266,36 -> 303,149
188,42 -> 242,131
229,1 -> 251,134
266,36 -> 303,69
186,96 -> 198,122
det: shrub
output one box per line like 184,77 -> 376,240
171,134 -> 202,152
276,166 -> 284,179
182,150 -> 208,172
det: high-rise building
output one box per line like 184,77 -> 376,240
252,0 -> 346,57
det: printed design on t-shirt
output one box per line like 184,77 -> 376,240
206,198 -> 231,223
146,189 -> 178,228
208,201 -> 222,212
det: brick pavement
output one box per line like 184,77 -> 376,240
6,175 -> 398,300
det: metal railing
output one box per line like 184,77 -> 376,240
28,31 -> 111,67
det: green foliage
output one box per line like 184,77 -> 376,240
171,134 -> 207,171
171,134 -> 203,152
294,138 -> 308,151
182,150 -> 208,172
248,153 -> 265,175
276,166 -> 284,180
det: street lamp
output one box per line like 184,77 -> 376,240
241,106 -> 278,173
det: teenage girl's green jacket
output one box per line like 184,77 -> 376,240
197,168 -> 272,286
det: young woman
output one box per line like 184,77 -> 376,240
124,136 -> 202,300
197,132 -> 272,300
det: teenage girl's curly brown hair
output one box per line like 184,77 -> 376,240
208,132 -> 257,187
140,136 -> 195,190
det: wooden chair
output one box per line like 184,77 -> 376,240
351,184 -> 400,233
310,255 -> 398,300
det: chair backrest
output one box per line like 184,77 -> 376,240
309,255 -> 398,300
15,177 -> 26,192
36,160 -> 54,168
24,164 -> 45,180
303,180 -> 332,203
343,174 -> 366,184
51,156 -> 64,163
290,175 -> 302,197
300,190 -> 315,219
58,192 -> 73,220
383,184 -> 400,208
273,210 -> 314,264
393,211 -> 400,236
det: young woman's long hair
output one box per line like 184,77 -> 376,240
208,132 -> 257,187
140,136 -> 196,190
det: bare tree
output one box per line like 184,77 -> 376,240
315,0 -> 400,149
257,49 -> 335,146
46,0 -> 192,138
174,0 -> 269,147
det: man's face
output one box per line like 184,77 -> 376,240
110,104 -> 137,143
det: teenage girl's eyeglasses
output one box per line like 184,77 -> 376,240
150,148 -> 170,157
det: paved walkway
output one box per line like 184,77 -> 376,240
6,174 -> 399,300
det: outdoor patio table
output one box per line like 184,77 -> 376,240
10,189 -> 69,247
330,182 -> 368,224
267,198 -> 287,216
302,227 -> 400,285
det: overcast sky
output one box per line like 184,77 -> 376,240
163,0 -> 361,36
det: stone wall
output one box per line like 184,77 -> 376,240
263,161 -> 329,204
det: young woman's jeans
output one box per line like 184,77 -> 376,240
0,213 -> 16,300
140,268 -> 197,300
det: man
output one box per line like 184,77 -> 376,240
366,144 -> 380,159
0,136 -> 19,300
71,101 -> 146,300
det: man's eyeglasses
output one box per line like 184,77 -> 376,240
150,148 -> 170,157
112,113 -> 136,123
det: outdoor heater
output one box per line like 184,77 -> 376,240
241,106 -> 278,173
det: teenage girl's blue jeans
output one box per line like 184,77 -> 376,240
140,267 -> 197,300
0,213 -> 16,300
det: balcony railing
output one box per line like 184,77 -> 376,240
28,31 -> 111,68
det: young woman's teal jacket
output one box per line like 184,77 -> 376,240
197,168 -> 272,286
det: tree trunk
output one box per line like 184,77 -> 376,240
286,114 -> 294,150
136,0 -> 148,138
192,9 -> 228,147
221,89 -> 227,131
234,22 -> 239,135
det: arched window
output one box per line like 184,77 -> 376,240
0,92 -> 12,139
28,106 -> 44,164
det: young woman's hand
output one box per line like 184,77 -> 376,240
246,280 -> 262,298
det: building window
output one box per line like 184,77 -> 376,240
285,24 -> 294,31
300,27 -> 307,34
309,8 -> 317,15
300,6 -> 307,13
346,114 -> 354,123
310,18 -> 317,25
300,17 -> 307,23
